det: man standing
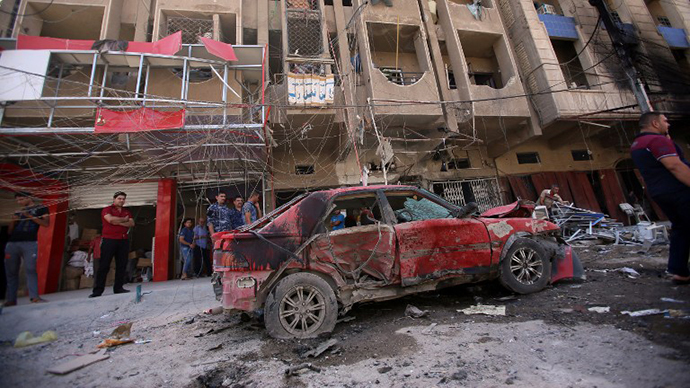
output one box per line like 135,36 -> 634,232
90,191 -> 134,298
4,192 -> 49,306
243,192 -> 262,225
193,217 -> 211,276
537,184 -> 566,210
207,191 -> 232,236
631,112 -> 690,284
229,196 -> 245,230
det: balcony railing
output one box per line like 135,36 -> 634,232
378,68 -> 424,85
657,26 -> 690,49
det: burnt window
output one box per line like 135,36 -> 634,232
447,68 -> 457,89
516,152 -> 541,164
571,149 -> 593,161
657,16 -> 672,28
447,158 -> 471,169
295,165 -> 315,175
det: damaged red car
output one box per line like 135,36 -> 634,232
212,185 -> 583,339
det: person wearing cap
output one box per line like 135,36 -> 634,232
90,191 -> 134,298
4,192 -> 49,306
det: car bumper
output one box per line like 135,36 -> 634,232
221,271 -> 273,312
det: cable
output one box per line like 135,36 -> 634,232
0,0 -> 54,17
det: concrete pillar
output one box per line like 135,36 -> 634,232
257,0 -> 269,45
153,178 -> 176,281
36,194 -> 68,294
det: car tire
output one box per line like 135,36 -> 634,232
499,238 -> 551,294
264,273 -> 338,339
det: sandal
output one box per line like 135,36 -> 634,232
30,297 -> 47,303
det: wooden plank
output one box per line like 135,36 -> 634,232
47,349 -> 109,375
567,172 -> 601,212
554,172 -> 575,204
599,169 -> 629,224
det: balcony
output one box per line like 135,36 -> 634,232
446,0 -> 504,35
657,26 -> 690,49
538,14 -> 578,40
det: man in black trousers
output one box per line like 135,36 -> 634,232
90,191 -> 134,297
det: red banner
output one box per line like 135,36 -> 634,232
94,107 -> 185,133
200,37 -> 238,61
17,32 -> 182,56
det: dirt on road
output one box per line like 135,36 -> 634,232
1,245 -> 689,388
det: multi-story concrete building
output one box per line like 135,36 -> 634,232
0,0 -> 688,292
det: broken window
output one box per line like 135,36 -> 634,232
17,3 -> 104,40
516,152 -> 540,164
385,192 -> 452,223
367,23 -> 428,86
657,16 -> 672,28
458,31 -> 512,89
329,194 -> 383,229
295,165 -> 315,175
571,150 -> 593,161
551,39 -> 590,89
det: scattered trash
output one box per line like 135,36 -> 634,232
91,331 -> 101,337
302,338 -> 338,359
285,362 -> 321,376
97,322 -> 134,348
555,308 -> 575,313
47,349 -> 109,375
422,323 -> 438,335
588,306 -> 610,313
570,285 -> 582,289
378,366 -> 393,374
495,296 -> 518,301
204,306 -> 223,315
457,305 -> 506,316
405,304 -> 429,318
621,309 -> 665,317
194,325 -> 233,338
207,344 -> 223,351
665,309 -> 690,319
14,330 -> 58,348
134,339 -> 151,344
99,313 -> 111,319
336,316 -> 356,324
617,267 -> 640,278
660,298 -> 685,304
185,316 -> 196,325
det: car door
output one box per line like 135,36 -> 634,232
383,189 -> 492,287
309,191 -> 397,284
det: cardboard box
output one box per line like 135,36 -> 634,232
128,251 -> 138,260
137,258 -> 153,268
79,275 -> 93,289
81,228 -> 98,242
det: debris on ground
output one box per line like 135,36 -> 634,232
204,306 -> 223,315
457,304 -> 506,316
284,362 -> 321,376
404,304 -> 429,318
134,339 -> 151,344
621,309 -> 665,317
207,344 -> 223,351
660,298 -> 685,304
377,366 -> 393,374
195,326 -> 233,338
301,339 -> 338,359
47,349 -> 109,375
617,267 -> 641,278
97,322 -> 134,348
14,330 -> 58,348
665,310 -> 690,319
588,306 -> 610,314
422,323 -> 438,335
336,316 -> 356,324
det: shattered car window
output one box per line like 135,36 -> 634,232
392,197 -> 452,222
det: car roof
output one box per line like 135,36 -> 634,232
319,185 -> 418,197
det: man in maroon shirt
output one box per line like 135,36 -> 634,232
89,191 -> 135,298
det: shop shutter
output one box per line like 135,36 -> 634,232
69,182 -> 159,210
0,191 -> 17,226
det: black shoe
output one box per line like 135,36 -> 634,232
88,293 -> 102,298
114,288 -> 130,294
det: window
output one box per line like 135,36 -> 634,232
385,191 -> 453,223
516,152 -> 541,164
469,72 -> 497,88
447,158 -> 471,169
329,194 -> 383,230
657,16 -> 672,28
380,67 -> 404,85
571,149 -> 593,161
551,39 -> 590,89
295,165 -> 315,175
446,65 -> 457,89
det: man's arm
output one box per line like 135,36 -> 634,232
21,208 -> 49,227
537,190 -> 547,205
8,213 -> 18,234
244,211 -> 252,225
660,156 -> 690,187
254,202 -> 262,218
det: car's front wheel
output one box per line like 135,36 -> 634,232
264,273 -> 338,339
499,238 -> 551,294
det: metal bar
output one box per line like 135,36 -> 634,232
143,65 -> 151,106
181,58 -> 187,100
0,143 -> 267,158
223,64 -> 228,126
135,54 -> 144,99
99,64 -> 109,102
87,52 -> 98,97
47,64 -> 64,128
0,124 -> 266,135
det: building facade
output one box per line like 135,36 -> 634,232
0,0 -> 688,292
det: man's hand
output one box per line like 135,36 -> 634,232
660,156 -> 690,187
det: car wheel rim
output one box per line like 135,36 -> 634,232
509,248 -> 543,285
278,285 -> 326,335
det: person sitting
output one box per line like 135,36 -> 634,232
330,209 -> 345,231
537,184 -> 567,210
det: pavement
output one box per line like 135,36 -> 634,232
0,278 -> 218,342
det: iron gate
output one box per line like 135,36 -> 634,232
432,178 -> 502,213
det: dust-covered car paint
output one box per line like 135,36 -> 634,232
212,185 -> 583,338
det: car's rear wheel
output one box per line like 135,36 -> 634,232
264,273 -> 338,339
499,238 -> 551,294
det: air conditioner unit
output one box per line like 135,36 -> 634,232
537,4 -> 557,15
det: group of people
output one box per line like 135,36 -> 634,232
176,191 -> 262,280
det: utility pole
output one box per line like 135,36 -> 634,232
589,0 -> 652,112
